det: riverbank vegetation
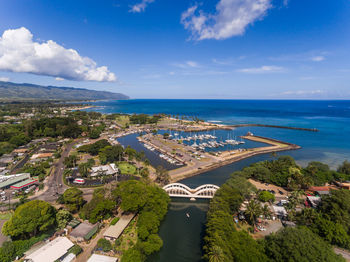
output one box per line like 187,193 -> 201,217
203,156 -> 350,262
113,180 -> 170,262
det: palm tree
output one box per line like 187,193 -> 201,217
262,204 -> 272,219
245,199 -> 262,226
208,245 -> 225,262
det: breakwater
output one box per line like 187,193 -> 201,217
229,124 -> 319,132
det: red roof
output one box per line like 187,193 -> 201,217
308,186 -> 331,192
10,180 -> 37,189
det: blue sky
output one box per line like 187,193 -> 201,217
0,0 -> 349,99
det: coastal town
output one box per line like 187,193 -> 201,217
0,102 -> 350,262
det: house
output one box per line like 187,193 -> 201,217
103,214 -> 135,241
307,195 -> 322,208
308,186 -> 336,196
87,254 -> 118,262
335,181 -> 350,190
25,237 -> 74,262
272,205 -> 287,218
30,152 -> 54,161
70,222 -> 99,242
90,163 -> 119,177
0,154 -> 14,166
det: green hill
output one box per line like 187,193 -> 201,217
0,81 -> 129,101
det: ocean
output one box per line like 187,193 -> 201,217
86,99 -> 350,262
88,99 -> 350,169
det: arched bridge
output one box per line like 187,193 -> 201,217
163,183 -> 219,199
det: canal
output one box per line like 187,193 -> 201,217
117,131 -> 290,262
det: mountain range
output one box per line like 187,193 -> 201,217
0,81 -> 129,101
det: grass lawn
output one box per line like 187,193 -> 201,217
118,162 -> 137,175
116,115 -> 130,128
115,218 -> 138,256
0,212 -> 13,220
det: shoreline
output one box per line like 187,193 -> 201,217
168,135 -> 300,182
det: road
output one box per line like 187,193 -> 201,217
33,139 -> 82,202
76,225 -> 109,262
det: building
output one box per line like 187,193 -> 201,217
308,186 -> 336,196
70,222 -> 99,242
0,173 -> 31,190
10,178 -> 38,190
307,196 -> 322,208
272,205 -> 287,218
30,153 -> 54,161
25,237 -> 74,262
103,214 -> 135,241
90,163 -> 119,177
0,154 -> 14,166
87,254 -> 118,262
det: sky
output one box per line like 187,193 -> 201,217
0,0 -> 350,99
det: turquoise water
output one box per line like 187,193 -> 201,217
88,99 -> 350,169
86,99 -> 350,262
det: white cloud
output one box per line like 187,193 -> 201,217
0,76 -> 9,81
280,90 -> 324,96
311,56 -> 325,62
173,61 -> 200,68
181,0 -> 272,40
237,65 -> 285,73
55,77 -> 64,81
130,0 -> 154,13
0,27 -> 116,82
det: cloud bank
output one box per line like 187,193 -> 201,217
237,65 -> 285,73
181,0 -> 272,40
130,0 -> 154,13
0,27 -> 116,82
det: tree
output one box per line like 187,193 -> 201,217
258,191 -> 275,202
78,162 -> 90,177
163,133 -> 169,139
97,238 -> 112,252
63,188 -> 84,212
121,248 -> 143,262
139,234 -> 163,255
56,209 -> 72,229
155,165 -> 170,186
208,246 -> 226,262
137,212 -> 160,240
263,227 -> 344,262
244,200 -> 262,226
2,200 -> 56,239
262,204 -> 272,219
113,180 -> 148,212
338,160 -> 350,175
64,154 -> 78,168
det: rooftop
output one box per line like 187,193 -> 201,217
10,178 -> 37,189
103,214 -> 135,239
70,222 -> 98,240
25,237 -> 74,262
87,254 -> 118,262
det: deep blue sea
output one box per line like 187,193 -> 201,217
86,99 -> 350,262
88,99 -> 350,169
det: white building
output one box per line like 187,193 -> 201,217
87,254 -> 118,262
25,237 -> 74,262
90,163 -> 119,177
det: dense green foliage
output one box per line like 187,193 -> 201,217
116,180 -> 170,262
80,188 -> 116,223
203,157 -> 346,261
97,238 -> 113,252
78,139 -> 111,155
203,173 -> 268,262
263,227 -> 344,262
62,188 -> 85,212
242,156 -> 350,188
296,189 -> 350,249
56,209 -> 72,229
258,190 -> 275,202
2,200 -> 56,239
129,114 -> 161,125
0,234 -> 49,262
